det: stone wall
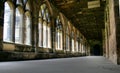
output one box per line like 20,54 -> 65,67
0,0 -> 90,60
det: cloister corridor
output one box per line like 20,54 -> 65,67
0,0 -> 120,72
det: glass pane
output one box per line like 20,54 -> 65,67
66,35 -> 69,51
81,44 -> 84,53
3,2 -> 13,42
23,0 -> 27,4
46,10 -> 50,22
15,8 -> 23,44
41,5 -> 45,17
16,0 -> 22,5
43,22 -> 47,48
24,15 -> 31,45
57,32 -> 59,50
60,32 -> 62,50
43,13 -> 46,20
56,32 -> 62,50
39,11 -> 42,17
68,37 -> 70,51
26,2 -> 30,10
72,39 -> 74,52
56,32 -> 59,50
47,26 -> 51,48
76,41 -> 78,52
38,19 -> 42,47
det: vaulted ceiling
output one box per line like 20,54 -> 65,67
50,0 -> 106,41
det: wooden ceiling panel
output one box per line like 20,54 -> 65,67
50,0 -> 105,40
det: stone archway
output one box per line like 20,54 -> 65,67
93,44 -> 103,56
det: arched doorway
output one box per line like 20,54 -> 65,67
93,44 -> 103,56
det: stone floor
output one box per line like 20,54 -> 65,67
0,56 -> 120,73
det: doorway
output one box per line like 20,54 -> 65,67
92,44 -> 103,56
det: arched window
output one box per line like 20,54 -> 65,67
38,4 -> 51,48
24,11 -> 31,45
56,16 -> 63,50
46,9 -> 51,48
3,2 -> 14,42
15,7 -> 24,44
